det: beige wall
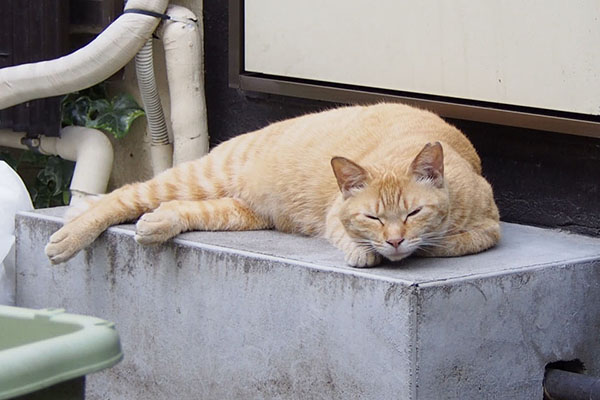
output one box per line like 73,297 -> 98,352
105,0 -> 203,190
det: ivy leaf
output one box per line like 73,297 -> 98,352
61,85 -> 144,139
62,190 -> 71,205
37,160 -> 62,196
62,96 -> 92,127
87,94 -> 145,139
87,98 -> 111,121
32,156 -> 74,208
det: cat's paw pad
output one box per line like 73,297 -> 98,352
135,207 -> 183,245
344,249 -> 382,268
45,226 -> 85,264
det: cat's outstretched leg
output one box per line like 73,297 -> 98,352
45,183 -> 151,264
135,198 -> 271,245
45,159 -> 216,264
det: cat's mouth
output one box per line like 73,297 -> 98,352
375,237 -> 422,262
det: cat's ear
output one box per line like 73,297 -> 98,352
331,157 -> 369,199
410,142 -> 444,188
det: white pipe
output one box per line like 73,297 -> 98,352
0,0 -> 169,109
0,132 -> 29,151
135,39 -> 173,174
149,143 -> 173,175
160,5 -> 210,165
43,127 -> 114,201
0,127 -> 113,204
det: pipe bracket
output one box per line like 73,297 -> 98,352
20,136 -> 41,153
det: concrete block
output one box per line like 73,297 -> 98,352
14,208 -> 600,399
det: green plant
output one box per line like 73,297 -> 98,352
0,151 -> 74,208
61,83 -> 145,138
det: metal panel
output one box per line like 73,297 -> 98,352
229,0 -> 600,138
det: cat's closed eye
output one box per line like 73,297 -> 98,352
364,214 -> 383,224
406,207 -> 422,220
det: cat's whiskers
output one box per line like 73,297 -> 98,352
416,231 -> 450,251
420,241 -> 451,250
416,246 -> 439,256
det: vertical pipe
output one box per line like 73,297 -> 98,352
135,38 -> 173,174
161,5 -> 210,165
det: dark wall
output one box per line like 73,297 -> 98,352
0,0 -> 69,137
453,120 -> 600,236
203,2 -> 600,237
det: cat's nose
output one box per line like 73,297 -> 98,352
386,238 -> 404,249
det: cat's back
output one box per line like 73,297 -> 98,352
346,103 -> 481,172
213,103 -> 483,194
250,103 -> 481,173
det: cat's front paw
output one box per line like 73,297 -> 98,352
135,206 -> 184,245
45,223 -> 93,264
344,248 -> 382,268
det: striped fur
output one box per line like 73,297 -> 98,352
45,103 -> 500,267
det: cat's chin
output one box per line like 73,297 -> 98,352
381,251 -> 413,263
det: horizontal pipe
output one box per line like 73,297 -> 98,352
0,131 -> 28,151
544,369 -> 600,400
0,127 -> 113,203
0,0 -> 169,109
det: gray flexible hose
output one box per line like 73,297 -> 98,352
135,38 -> 170,146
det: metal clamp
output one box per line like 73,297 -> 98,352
20,136 -> 41,152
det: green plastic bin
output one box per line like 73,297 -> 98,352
0,305 -> 123,399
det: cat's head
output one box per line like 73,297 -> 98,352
331,142 -> 449,262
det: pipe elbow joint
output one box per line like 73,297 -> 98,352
49,126 -> 114,200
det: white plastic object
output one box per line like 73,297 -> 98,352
0,161 -> 33,305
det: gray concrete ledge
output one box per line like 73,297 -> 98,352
14,208 -> 600,399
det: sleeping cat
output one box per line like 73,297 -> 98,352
45,103 -> 500,267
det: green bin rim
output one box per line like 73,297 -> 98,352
0,305 -> 123,399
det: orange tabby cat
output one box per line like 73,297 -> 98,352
45,103 -> 500,267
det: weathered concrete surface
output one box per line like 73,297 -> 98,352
14,208 -> 600,399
